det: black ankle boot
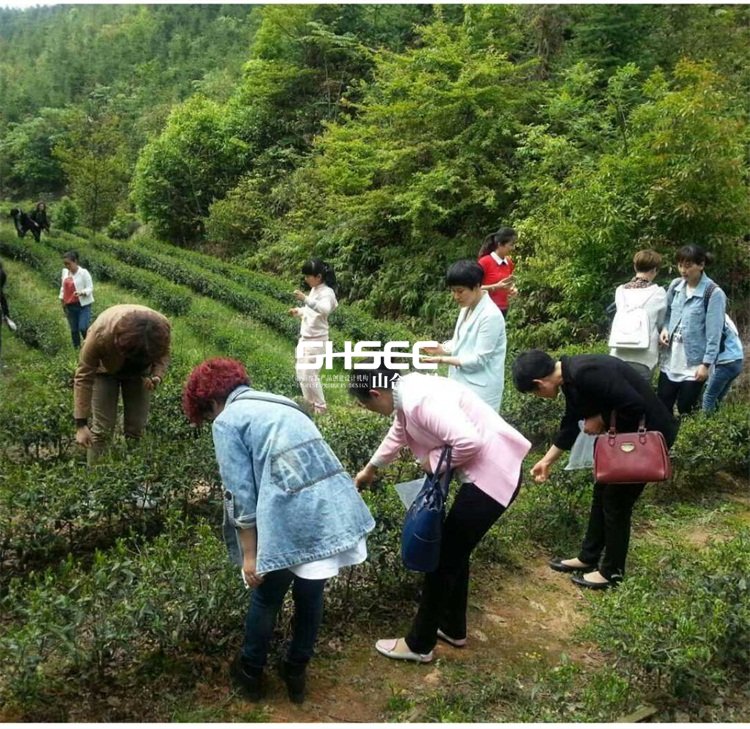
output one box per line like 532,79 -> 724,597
278,660 -> 306,704
230,655 -> 265,701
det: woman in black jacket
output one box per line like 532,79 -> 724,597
30,202 -> 50,232
512,350 -> 678,590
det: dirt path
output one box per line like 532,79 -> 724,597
187,559 -> 603,723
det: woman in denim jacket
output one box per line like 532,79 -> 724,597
183,358 -> 375,704
658,245 -> 728,415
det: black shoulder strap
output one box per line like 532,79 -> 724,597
231,390 -> 311,419
703,282 -> 717,312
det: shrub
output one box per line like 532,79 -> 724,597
105,210 -> 142,240
0,518 -> 243,712
582,532 -> 750,700
0,262 -> 68,355
669,404 -> 750,491
54,196 -> 80,232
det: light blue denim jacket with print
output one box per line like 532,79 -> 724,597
664,274 -> 729,367
212,386 -> 375,574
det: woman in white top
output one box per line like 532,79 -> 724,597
59,251 -> 94,349
289,258 -> 338,414
608,249 -> 667,380
421,260 -> 506,410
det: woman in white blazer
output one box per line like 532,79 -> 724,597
422,260 -> 507,410
59,250 -> 94,349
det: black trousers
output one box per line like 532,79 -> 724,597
657,372 -> 704,416
405,481 -> 514,655
578,482 -> 645,580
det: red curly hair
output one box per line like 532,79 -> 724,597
182,357 -> 250,425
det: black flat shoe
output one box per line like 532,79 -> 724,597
548,557 -> 595,574
571,574 -> 614,590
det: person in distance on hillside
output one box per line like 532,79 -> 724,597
420,260 -> 507,411
512,350 -> 678,590
608,249 -> 667,381
477,226 -> 518,318
183,357 -> 375,704
351,366 -> 530,663
73,304 -> 171,465
30,201 -> 51,232
658,245 -> 729,416
59,251 -> 94,349
289,258 -> 338,415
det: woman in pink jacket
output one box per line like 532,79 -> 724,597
351,366 -> 531,663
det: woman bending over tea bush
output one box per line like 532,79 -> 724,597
512,350 -> 678,590
351,366 -> 530,664
183,357 -> 374,704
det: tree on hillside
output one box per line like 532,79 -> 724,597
0,108 -> 70,197
248,19 -> 540,320
161,5 -> 431,250
514,60 -> 750,346
131,96 -> 250,244
54,111 -> 128,231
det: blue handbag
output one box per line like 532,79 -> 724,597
401,446 -> 453,572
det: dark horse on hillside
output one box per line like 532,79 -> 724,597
9,208 -> 42,242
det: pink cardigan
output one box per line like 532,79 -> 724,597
370,373 -> 531,506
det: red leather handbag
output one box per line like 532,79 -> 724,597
593,413 -> 672,485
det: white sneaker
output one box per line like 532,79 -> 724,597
5,318 -> 17,332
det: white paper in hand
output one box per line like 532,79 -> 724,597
394,478 -> 424,510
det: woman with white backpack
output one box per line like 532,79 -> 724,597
608,249 -> 667,380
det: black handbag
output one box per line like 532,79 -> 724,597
401,446 -> 453,572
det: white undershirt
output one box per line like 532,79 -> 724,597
288,537 -> 368,579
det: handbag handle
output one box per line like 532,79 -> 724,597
607,411 -> 647,441
429,446 -> 453,499
433,445 -> 452,477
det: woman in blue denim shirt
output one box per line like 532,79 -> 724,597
658,245 -> 729,415
183,358 -> 375,704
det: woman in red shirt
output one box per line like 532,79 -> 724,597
477,227 -> 517,317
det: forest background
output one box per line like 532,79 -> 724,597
0,4 -> 749,723
1,3 -> 749,341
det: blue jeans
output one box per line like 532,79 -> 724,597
241,569 -> 326,670
65,303 -> 91,348
703,359 -> 743,413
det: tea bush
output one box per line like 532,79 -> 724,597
582,532 -> 750,701
116,231 -> 417,345
479,466 -> 593,561
0,518 -> 244,713
669,404 -> 750,491
89,236 -> 302,341
42,235 -> 193,316
0,259 -> 69,355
